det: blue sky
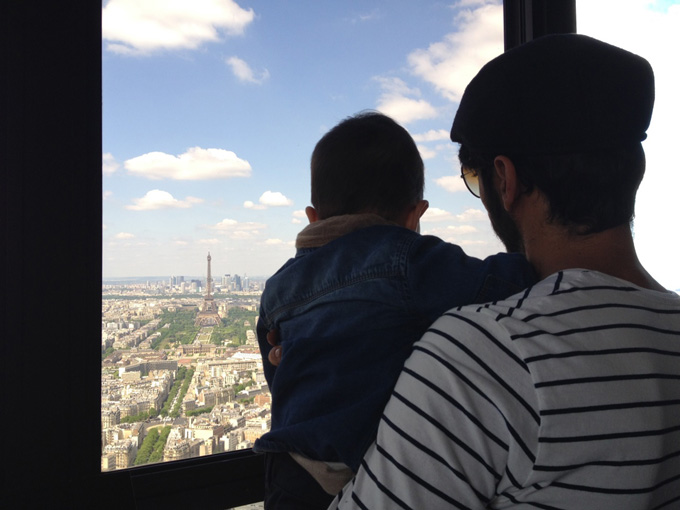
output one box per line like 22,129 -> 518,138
102,0 -> 680,290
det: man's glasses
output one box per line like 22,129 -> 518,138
461,167 -> 480,198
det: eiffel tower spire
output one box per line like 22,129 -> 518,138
205,252 -> 212,297
195,252 -> 221,327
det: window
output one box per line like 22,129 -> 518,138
28,1 -> 680,508
101,0 -> 511,477
576,0 -> 680,292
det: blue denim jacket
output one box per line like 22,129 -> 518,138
254,225 -> 535,471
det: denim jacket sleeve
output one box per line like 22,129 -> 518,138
406,234 -> 536,322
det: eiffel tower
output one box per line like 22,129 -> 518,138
195,252 -> 222,327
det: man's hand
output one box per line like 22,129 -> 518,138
267,329 -> 282,366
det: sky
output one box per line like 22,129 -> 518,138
102,0 -> 680,290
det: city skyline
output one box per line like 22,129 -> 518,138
101,286 -> 269,471
102,0 -> 680,290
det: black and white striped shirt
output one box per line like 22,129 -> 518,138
332,270 -> 680,509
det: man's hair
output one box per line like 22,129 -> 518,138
459,143 -> 646,235
310,111 -> 424,222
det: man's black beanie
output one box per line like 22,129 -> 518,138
450,34 -> 654,155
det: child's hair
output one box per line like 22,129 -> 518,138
310,111 -> 424,222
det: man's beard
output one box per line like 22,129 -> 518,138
483,183 -> 524,254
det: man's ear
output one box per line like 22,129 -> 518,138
305,206 -> 319,223
404,200 -> 429,232
493,156 -> 520,211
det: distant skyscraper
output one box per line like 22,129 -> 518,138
195,252 -> 221,327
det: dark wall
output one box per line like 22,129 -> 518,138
504,0 -> 577,49
3,5 -> 264,508
3,2 -> 104,507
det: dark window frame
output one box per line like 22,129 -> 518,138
2,1 -> 574,508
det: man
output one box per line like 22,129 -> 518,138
331,34 -> 680,509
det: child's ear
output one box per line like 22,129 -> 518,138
305,206 -> 319,223
404,200 -> 429,232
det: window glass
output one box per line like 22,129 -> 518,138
577,0 -> 680,292
101,0 -> 506,471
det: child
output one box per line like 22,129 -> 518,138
254,111 -> 536,509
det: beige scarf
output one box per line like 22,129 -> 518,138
295,213 -> 396,249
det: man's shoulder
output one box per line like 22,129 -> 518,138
439,268 -> 678,331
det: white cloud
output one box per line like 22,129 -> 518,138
448,225 -> 478,234
243,200 -> 266,210
232,230 -> 257,239
102,0 -> 255,55
103,190 -> 114,201
457,0 -> 492,6
420,225 -> 504,258
125,147 -> 251,180
244,191 -> 292,209
375,77 -> 438,124
262,238 -> 295,250
227,56 -> 270,84
412,130 -> 452,160
103,153 -> 120,175
421,206 -> 487,224
420,203 -> 500,258
115,232 -> 135,239
260,191 -> 293,207
292,209 -> 307,224
198,238 -> 220,245
377,96 -> 438,125
421,207 -> 455,222
126,190 -> 204,210
421,205 -> 503,259
455,208 -> 487,222
348,9 -> 381,24
412,129 -> 450,143
407,1 -> 503,102
427,224 -> 478,236
209,218 -> 267,239
261,191 -> 293,207
435,175 -> 467,193
417,145 -> 437,160
213,218 -> 239,228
